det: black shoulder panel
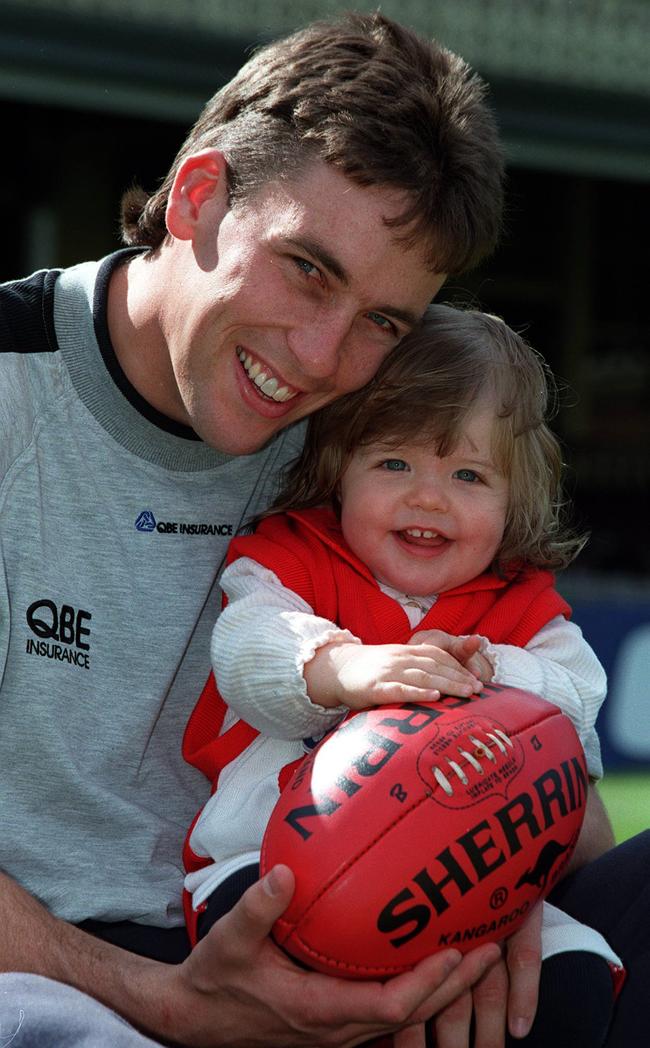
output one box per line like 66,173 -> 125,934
0,269 -> 60,354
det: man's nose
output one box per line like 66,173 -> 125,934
287,311 -> 353,380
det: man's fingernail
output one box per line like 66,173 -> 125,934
262,867 -> 281,896
510,1018 -> 532,1038
442,950 -> 462,974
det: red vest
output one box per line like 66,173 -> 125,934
183,507 -> 570,850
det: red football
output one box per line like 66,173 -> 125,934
260,684 -> 587,980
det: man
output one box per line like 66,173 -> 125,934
0,11 -> 634,1048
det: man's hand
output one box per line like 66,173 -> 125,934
0,864 -> 499,1048
408,629 -> 494,685
165,865 -> 501,1047
304,641 -> 481,710
431,902 -> 543,1048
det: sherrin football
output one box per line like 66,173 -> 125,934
260,684 -> 587,979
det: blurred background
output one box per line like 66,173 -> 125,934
1,0 -> 648,836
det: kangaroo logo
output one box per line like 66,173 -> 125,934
135,510 -> 156,532
515,839 -> 572,891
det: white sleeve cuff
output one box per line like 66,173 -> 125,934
213,558 -> 358,738
541,901 -> 623,967
474,618 -> 606,780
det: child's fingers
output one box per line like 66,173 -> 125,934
455,634 -> 483,658
367,683 -> 442,705
407,650 -> 480,684
418,663 -> 482,694
409,645 -> 480,682
406,628 -> 449,647
399,663 -> 482,695
367,676 -> 482,705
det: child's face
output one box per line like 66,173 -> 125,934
339,402 -> 509,596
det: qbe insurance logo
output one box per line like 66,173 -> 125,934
25,599 -> 92,670
135,510 -> 156,532
135,510 -> 233,537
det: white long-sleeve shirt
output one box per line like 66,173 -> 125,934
186,557 -> 608,930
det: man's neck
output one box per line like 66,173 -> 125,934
106,251 -> 187,426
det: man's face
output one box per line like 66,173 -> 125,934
158,160 -> 446,454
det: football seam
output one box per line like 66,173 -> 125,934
279,927 -> 408,977
421,706 -> 568,799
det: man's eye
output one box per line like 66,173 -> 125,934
381,459 -> 409,471
366,311 -> 395,333
293,257 -> 320,280
454,468 -> 479,483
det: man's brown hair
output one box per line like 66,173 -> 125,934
121,12 -> 504,274
271,304 -> 586,575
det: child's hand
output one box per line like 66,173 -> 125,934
304,641 -> 482,710
408,628 -> 494,684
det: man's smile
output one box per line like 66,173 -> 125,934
236,348 -> 300,403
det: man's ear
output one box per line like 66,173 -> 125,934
165,149 -> 229,241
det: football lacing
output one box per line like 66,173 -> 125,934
432,729 -> 514,796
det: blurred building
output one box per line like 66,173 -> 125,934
1,0 -> 649,762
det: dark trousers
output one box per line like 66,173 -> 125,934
82,832 -> 650,1046
545,830 -> 650,1047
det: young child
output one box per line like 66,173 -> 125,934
183,305 -> 622,1046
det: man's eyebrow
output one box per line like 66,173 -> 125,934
286,236 -> 349,285
285,235 -> 422,329
372,302 -> 421,329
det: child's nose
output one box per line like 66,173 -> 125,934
409,480 -> 447,512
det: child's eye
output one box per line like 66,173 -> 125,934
381,458 -> 409,472
454,468 -> 479,483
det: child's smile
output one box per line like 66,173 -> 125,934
398,528 -> 448,549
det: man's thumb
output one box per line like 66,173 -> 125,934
226,864 -> 296,943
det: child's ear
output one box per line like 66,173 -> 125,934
165,149 -> 229,241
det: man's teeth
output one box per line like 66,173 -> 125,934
237,349 -> 297,402
406,528 -> 439,539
